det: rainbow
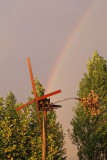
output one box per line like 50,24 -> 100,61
46,0 -> 99,93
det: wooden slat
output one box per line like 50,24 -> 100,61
27,57 -> 43,139
27,58 -> 37,99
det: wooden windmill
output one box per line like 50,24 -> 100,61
16,58 -> 62,160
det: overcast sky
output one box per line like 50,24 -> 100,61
0,0 -> 107,159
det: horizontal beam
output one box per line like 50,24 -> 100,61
51,105 -> 62,108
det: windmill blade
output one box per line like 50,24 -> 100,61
16,99 -> 36,111
37,89 -> 61,101
27,57 -> 42,138
27,57 -> 37,99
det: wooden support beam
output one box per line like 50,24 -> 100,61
42,109 -> 47,160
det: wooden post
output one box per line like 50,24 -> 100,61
42,109 -> 47,160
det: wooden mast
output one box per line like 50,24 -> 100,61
42,109 -> 47,160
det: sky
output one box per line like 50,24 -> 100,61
0,0 -> 107,159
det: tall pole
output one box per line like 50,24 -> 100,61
42,109 -> 47,160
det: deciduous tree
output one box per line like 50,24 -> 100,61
69,51 -> 107,160
0,77 -> 66,160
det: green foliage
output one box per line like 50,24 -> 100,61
69,51 -> 107,160
69,105 -> 107,160
78,50 -> 107,105
0,77 -> 66,159
0,91 -> 34,159
46,111 -> 66,160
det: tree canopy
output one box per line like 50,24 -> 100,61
0,77 -> 66,160
78,50 -> 107,105
69,51 -> 107,160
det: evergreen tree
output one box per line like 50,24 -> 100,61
69,51 -> 107,160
